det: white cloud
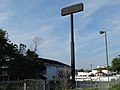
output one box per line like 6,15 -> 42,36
1,0 -> 120,68
0,1 -> 14,23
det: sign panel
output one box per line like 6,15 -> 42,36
61,3 -> 84,16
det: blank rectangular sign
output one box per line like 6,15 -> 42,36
61,3 -> 84,16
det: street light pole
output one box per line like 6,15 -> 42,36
90,64 -> 92,71
104,31 -> 109,68
100,31 -> 109,81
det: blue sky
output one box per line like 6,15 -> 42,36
0,0 -> 120,69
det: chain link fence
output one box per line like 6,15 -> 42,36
0,77 -> 120,90
0,79 -> 45,90
75,76 -> 120,90
24,79 -> 45,90
0,80 -> 24,90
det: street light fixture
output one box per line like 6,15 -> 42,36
99,31 -> 109,81
118,55 -> 120,59
100,31 -> 105,34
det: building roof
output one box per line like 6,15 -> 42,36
95,72 -> 107,75
39,58 -> 70,67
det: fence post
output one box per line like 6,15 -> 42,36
44,80 -> 46,90
75,78 -> 77,88
24,80 -> 27,90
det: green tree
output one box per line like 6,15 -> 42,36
25,49 -> 46,79
111,58 -> 120,72
0,29 -> 8,58
0,29 -> 19,81
0,29 -> 7,39
0,29 -> 46,81
9,45 -> 46,80
19,43 -> 26,55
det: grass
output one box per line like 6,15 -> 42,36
67,88 -> 98,90
0,83 -> 22,90
68,88 -> 98,90
109,84 -> 120,90
1,82 -> 120,90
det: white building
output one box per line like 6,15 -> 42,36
40,58 -> 71,80
75,66 -> 119,81
77,72 -> 90,78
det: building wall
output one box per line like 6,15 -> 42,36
46,64 -> 58,80
45,64 -> 70,80
77,72 -> 90,77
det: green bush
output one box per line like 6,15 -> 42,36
109,84 -> 120,90
0,83 -> 6,89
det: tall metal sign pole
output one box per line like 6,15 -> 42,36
61,3 -> 84,88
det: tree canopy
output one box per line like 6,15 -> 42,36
0,29 -> 46,81
111,58 -> 120,72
